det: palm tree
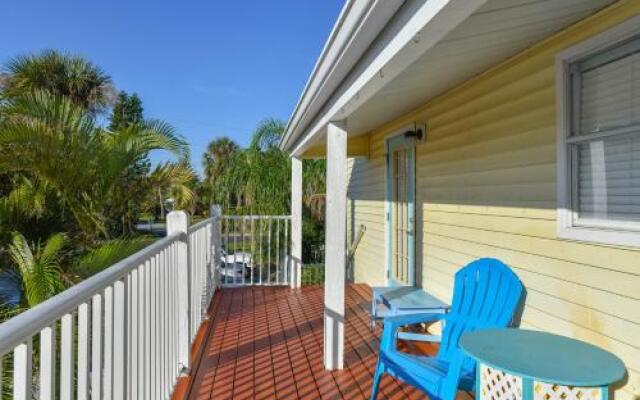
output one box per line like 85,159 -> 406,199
0,91 -> 189,241
249,118 -> 285,151
201,118 -> 327,217
146,161 -> 197,218
6,232 -> 67,308
203,137 -> 239,206
0,50 -> 115,114
203,137 -> 241,207
203,136 -> 239,174
303,159 -> 326,220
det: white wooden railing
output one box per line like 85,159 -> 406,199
219,215 -> 292,286
0,207 -> 300,399
0,208 -> 222,400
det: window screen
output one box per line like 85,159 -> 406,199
570,36 -> 640,228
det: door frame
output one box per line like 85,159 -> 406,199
385,132 -> 416,287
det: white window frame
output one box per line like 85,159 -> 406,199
556,14 -> 640,247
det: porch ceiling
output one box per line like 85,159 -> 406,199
290,0 -> 616,157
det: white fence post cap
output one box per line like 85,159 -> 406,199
167,211 -> 190,235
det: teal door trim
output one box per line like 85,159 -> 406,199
385,134 -> 416,287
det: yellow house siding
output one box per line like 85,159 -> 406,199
346,1 -> 640,398
347,156 -> 387,286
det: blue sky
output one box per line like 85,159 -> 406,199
0,1 -> 344,175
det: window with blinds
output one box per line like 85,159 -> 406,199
568,35 -> 640,231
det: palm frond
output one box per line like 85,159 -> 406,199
74,237 -> 154,279
139,119 -> 189,158
7,232 -> 34,276
7,232 -> 66,307
148,161 -> 197,212
39,232 -> 67,266
0,87 -> 190,240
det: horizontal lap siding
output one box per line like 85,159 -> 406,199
346,1 -> 640,398
348,156 -> 386,286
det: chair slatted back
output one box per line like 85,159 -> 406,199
437,258 -> 523,371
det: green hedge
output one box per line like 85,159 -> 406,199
301,263 -> 324,285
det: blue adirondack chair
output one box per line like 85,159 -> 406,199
370,258 -> 524,400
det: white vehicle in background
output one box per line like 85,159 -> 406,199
218,250 -> 255,282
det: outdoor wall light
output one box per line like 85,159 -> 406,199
404,127 -> 424,141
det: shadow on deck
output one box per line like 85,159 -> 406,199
176,284 -> 468,400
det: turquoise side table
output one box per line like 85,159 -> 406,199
370,286 -> 449,330
460,329 -> 626,400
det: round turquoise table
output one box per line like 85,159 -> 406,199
460,329 -> 625,400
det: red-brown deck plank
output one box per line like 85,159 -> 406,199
182,284 -> 448,400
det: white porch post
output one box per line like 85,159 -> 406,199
324,121 -> 346,370
210,205 -> 222,290
167,211 -> 191,372
291,157 -> 303,288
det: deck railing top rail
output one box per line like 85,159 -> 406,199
221,215 -> 291,220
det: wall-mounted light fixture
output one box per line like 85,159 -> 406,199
404,121 -> 427,143
403,128 -> 424,141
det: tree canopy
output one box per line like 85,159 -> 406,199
0,50 -> 193,317
200,119 -> 327,261
109,91 -> 143,131
0,49 -> 115,114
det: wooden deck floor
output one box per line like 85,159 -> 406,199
182,284 -> 437,400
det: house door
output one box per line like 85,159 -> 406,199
386,135 -> 416,286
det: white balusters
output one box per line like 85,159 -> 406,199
149,253 -> 158,400
130,269 -> 139,400
268,218 -> 272,284
112,278 -> 127,399
40,325 -> 56,400
276,219 -> 281,282
78,302 -> 90,400
143,259 -> 151,399
217,215 -> 291,287
92,294 -> 103,400
61,313 -> 74,400
13,339 -> 32,400
103,285 -> 114,400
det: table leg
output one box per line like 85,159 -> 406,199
371,292 -> 377,331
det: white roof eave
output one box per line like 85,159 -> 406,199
282,0 -> 488,157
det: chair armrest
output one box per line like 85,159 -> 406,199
397,332 -> 441,343
383,312 -> 446,330
380,313 -> 447,352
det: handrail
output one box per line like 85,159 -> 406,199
0,232 -> 185,356
346,224 -> 366,280
188,216 -> 215,232
348,224 -> 366,260
221,215 -> 291,220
